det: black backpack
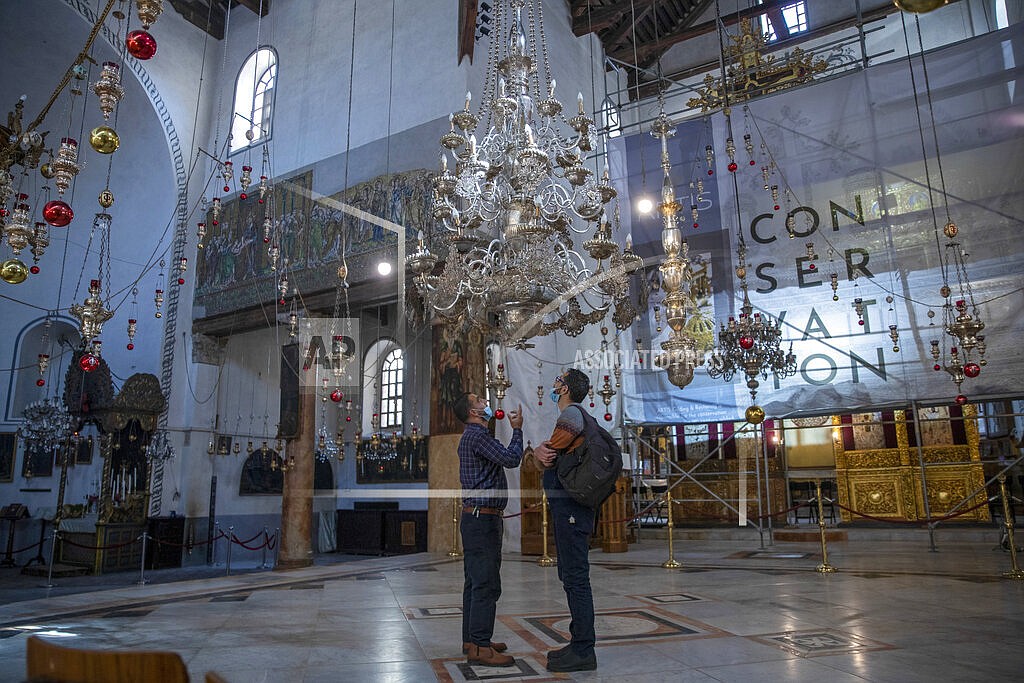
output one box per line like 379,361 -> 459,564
556,405 -> 623,508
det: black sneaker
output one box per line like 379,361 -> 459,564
546,649 -> 597,672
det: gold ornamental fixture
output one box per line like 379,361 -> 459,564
91,61 -> 126,120
687,18 -> 826,113
707,237 -> 797,403
648,101 -> 705,389
50,137 -> 81,195
408,0 -> 639,347
930,221 -> 986,404
894,0 -> 951,13
4,194 -> 32,254
135,0 -> 164,28
70,278 -> 115,342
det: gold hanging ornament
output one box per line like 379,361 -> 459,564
89,126 -> 120,154
98,188 -> 114,208
893,0 -> 949,13
1,258 -> 29,284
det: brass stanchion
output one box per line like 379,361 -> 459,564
814,479 -> 836,573
997,474 -> 1024,580
538,491 -> 555,567
447,496 -> 462,558
661,492 -> 681,569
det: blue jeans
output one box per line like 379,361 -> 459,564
461,511 -> 503,646
544,471 -> 596,655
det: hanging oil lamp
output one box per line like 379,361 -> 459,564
91,62 -> 125,120
51,138 -> 81,195
70,279 -> 114,341
4,195 -> 31,254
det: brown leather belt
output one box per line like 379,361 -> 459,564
463,506 -> 503,516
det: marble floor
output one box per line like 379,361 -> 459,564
1,533 -> 1022,682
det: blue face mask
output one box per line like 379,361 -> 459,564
550,389 -> 561,403
479,405 -> 494,420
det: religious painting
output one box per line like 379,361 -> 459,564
431,325 -> 466,435
194,171 -> 314,316
356,437 -> 429,484
22,443 -> 53,479
239,448 -> 284,495
0,432 -> 16,482
194,169 -> 435,318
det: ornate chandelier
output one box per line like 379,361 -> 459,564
707,237 -> 796,406
407,0 -> 639,346
930,221 -> 986,404
20,397 -> 75,454
648,102 -> 706,389
142,428 -> 175,462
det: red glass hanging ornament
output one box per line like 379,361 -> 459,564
43,200 -> 74,227
739,335 -> 754,350
79,353 -> 100,372
36,378 -> 45,387
330,390 -> 343,403
603,412 -> 612,422
964,362 -> 981,378
955,394 -> 968,405
126,30 -> 157,60
30,265 -> 39,274
495,409 -> 505,420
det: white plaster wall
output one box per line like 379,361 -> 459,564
0,0 -> 216,526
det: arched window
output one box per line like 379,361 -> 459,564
379,348 -> 404,429
239,447 -> 284,495
601,96 -> 620,139
7,317 -> 80,422
229,47 -> 277,155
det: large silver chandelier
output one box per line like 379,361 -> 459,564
707,238 -> 796,402
407,0 -> 640,346
20,397 -> 75,454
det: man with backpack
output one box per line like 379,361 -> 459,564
533,368 -> 614,673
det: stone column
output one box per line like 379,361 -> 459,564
278,387 -> 315,569
426,323 -> 485,553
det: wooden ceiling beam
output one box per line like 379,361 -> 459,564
571,0 -> 659,37
233,0 -> 270,17
168,0 -> 226,40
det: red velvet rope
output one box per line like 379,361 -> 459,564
60,535 -> 143,551
153,530 -> 226,549
230,533 -> 271,551
832,496 -> 993,525
501,502 -> 543,519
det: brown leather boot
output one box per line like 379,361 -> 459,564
463,641 -> 507,654
467,644 -> 515,667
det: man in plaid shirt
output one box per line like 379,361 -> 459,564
454,391 -> 523,667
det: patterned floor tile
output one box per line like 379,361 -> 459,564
500,607 -> 726,651
406,606 -> 463,619
431,654 -> 561,682
748,629 -> 895,657
631,592 -> 705,604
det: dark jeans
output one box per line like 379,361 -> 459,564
548,485 -> 596,656
461,511 -> 503,646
